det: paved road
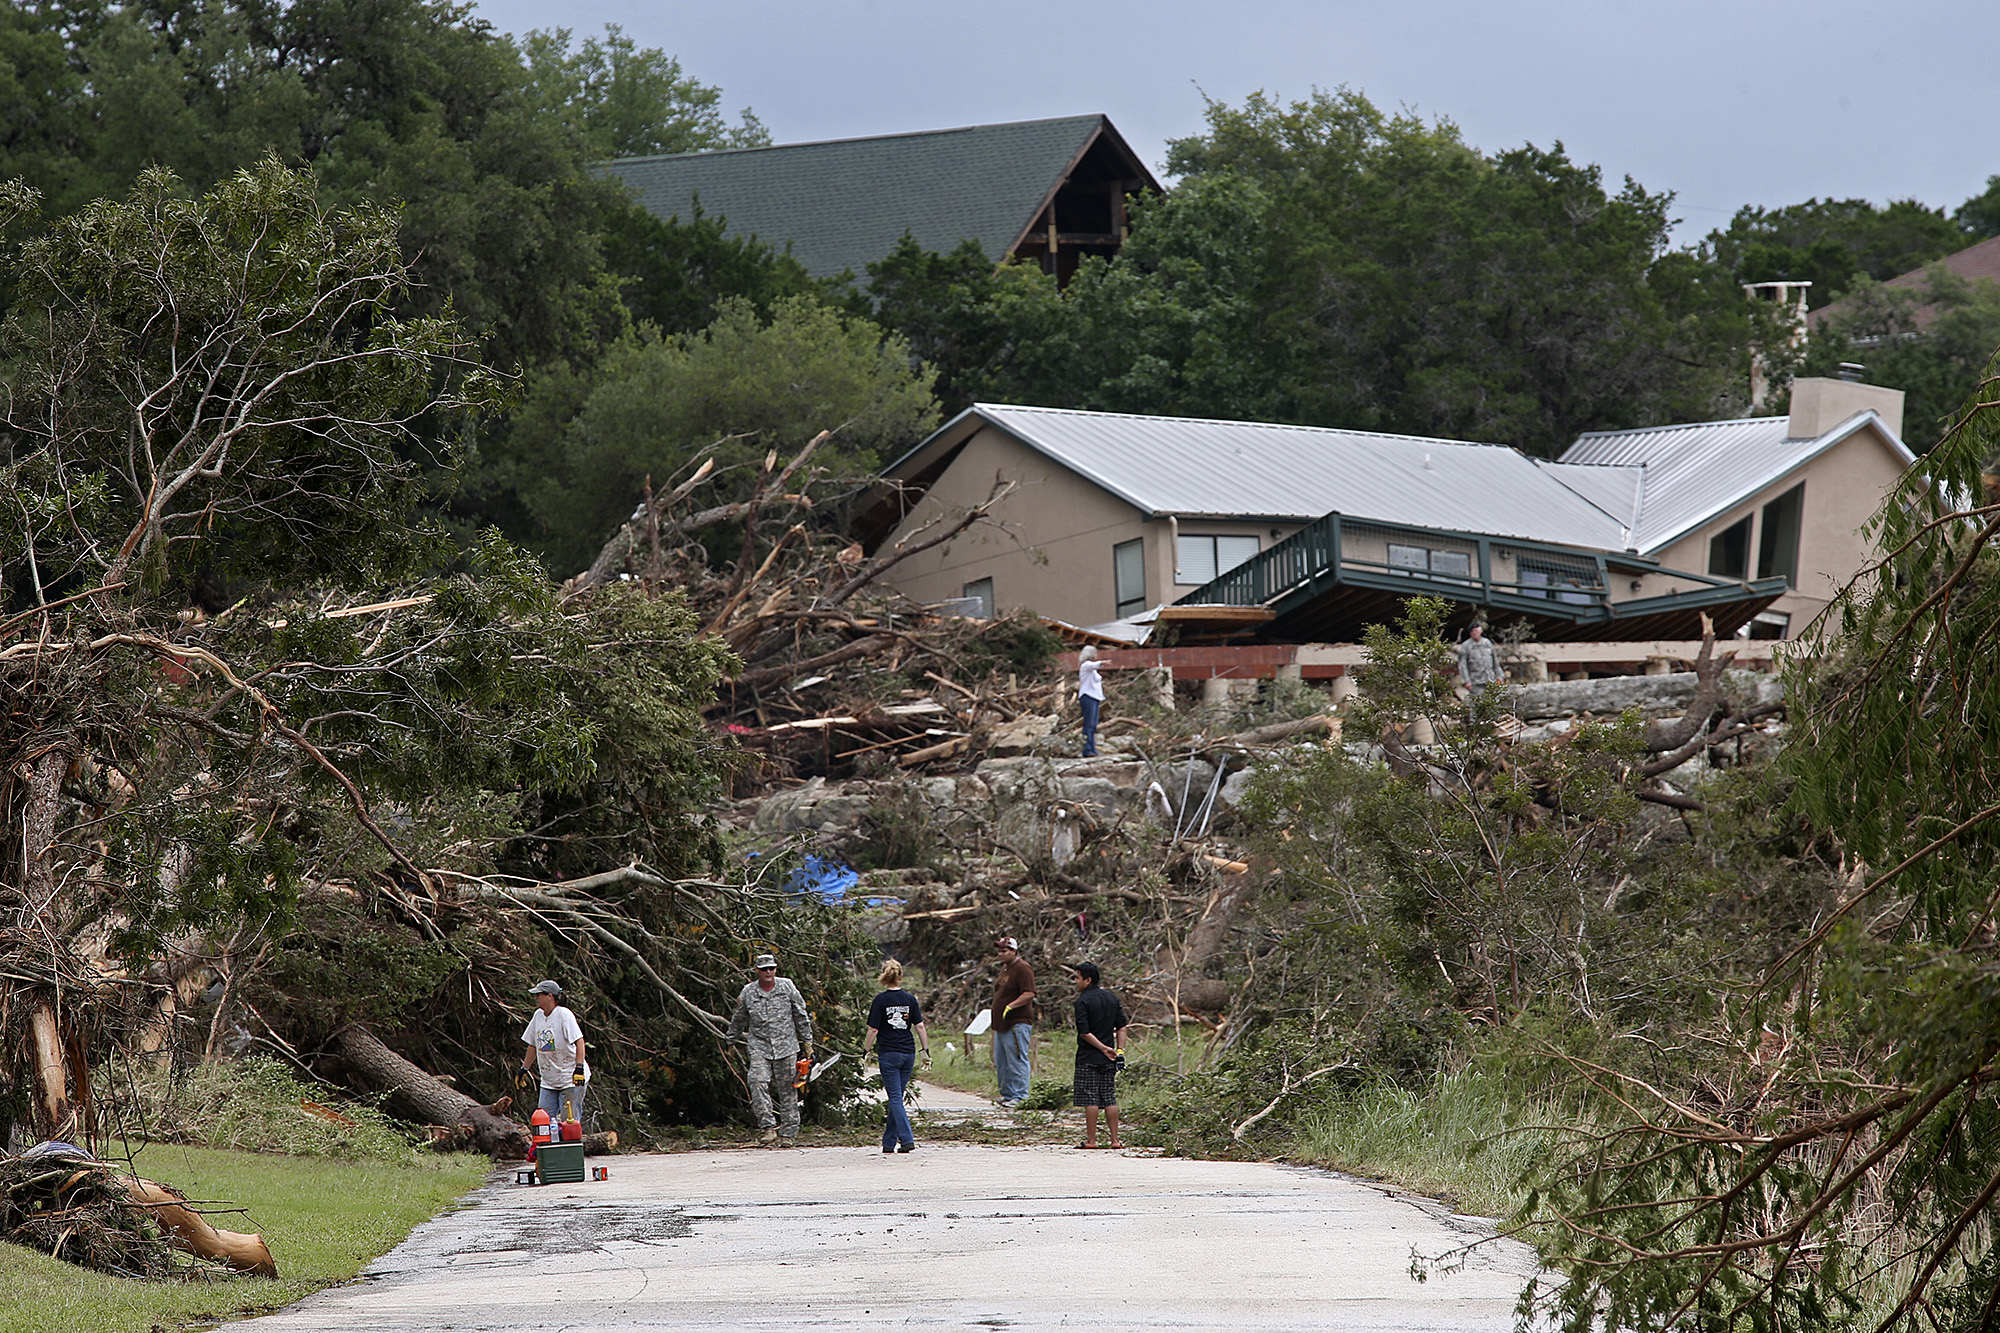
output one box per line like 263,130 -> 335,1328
241,1137 -> 1539,1331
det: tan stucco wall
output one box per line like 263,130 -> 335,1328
877,426 -> 1154,624
1637,422 -> 1909,633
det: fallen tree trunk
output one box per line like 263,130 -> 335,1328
332,1025 -> 529,1160
122,1175 -> 277,1276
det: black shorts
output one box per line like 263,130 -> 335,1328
1072,1064 -> 1118,1107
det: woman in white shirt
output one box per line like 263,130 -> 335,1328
1078,646 -> 1104,757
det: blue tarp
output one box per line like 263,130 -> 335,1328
784,854 -> 858,905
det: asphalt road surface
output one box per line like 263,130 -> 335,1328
238,1137 -> 1540,1331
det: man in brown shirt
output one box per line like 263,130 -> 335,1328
991,935 -> 1037,1107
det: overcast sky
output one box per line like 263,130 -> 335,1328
471,0 -> 1993,244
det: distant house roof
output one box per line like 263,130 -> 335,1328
1557,412 -> 1913,552
599,115 -> 1157,280
1807,233 -> 2000,331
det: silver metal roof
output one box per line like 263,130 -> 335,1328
1558,412 -> 1911,552
887,402 -> 1913,562
962,404 -> 1631,550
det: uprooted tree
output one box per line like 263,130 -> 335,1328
0,160 -> 878,1158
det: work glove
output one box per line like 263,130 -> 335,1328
573,1066 -> 588,1085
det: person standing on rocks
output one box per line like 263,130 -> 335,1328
726,953 -> 814,1146
1077,645 -> 1104,757
1456,623 -> 1503,694
990,935 -> 1037,1108
862,959 -> 929,1154
1071,962 -> 1129,1149
520,980 -> 588,1124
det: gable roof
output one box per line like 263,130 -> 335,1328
889,403 -> 1633,550
599,115 -> 1143,279
1556,411 -> 1914,552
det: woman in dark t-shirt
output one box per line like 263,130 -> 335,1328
863,959 -> 930,1153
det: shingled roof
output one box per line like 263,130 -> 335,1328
598,115 -> 1157,280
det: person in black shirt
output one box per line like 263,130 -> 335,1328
863,959 -> 929,1154
1070,961 -> 1129,1148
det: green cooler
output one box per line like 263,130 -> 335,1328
535,1142 -> 586,1184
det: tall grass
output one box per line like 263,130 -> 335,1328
127,1057 -> 425,1162
1290,1061 -> 1577,1219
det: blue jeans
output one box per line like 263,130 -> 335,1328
993,1024 -> 1033,1102
538,1083 -> 584,1124
878,1049 -> 916,1150
1079,695 -> 1100,756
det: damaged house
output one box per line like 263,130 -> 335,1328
860,377 -> 1914,643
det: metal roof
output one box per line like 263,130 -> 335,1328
1558,412 -> 1912,552
598,116 -> 1113,279
884,402 -> 1914,564
949,404 -> 1633,550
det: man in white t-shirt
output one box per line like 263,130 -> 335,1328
520,980 -> 588,1123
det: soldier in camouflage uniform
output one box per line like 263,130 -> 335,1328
725,952 -> 814,1145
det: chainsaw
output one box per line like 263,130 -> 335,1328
792,1051 -> 844,1089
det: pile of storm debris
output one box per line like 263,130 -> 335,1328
698,591 -> 1787,1044
566,439 -> 1790,1048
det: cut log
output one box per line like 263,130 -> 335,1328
332,1025 -> 529,1160
1217,715 -> 1334,748
122,1175 -> 277,1276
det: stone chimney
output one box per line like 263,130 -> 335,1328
1788,375 -> 1905,440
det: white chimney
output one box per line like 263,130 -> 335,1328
1788,375 -> 1905,441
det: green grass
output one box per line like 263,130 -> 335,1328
0,1142 -> 489,1333
1288,1062 -> 1570,1219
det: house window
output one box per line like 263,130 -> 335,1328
961,577 -> 993,619
1708,514 -> 1752,580
1113,539 -> 1146,618
1175,534 -> 1261,585
1389,543 -> 1474,582
1757,484 -> 1804,586
1519,557 -> 1597,605
1429,550 -> 1472,579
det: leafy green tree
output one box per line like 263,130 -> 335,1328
1797,265 -> 2000,450
0,2 -> 764,372
862,236 -> 1025,416
1524,351 -> 2000,1331
1954,175 -> 2000,240
1707,196 -> 1967,302
517,24 -> 765,160
503,295 -> 939,575
602,202 -> 817,338
1168,91 -> 1757,454
1259,598 -> 1670,1024
986,174 -> 1290,423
